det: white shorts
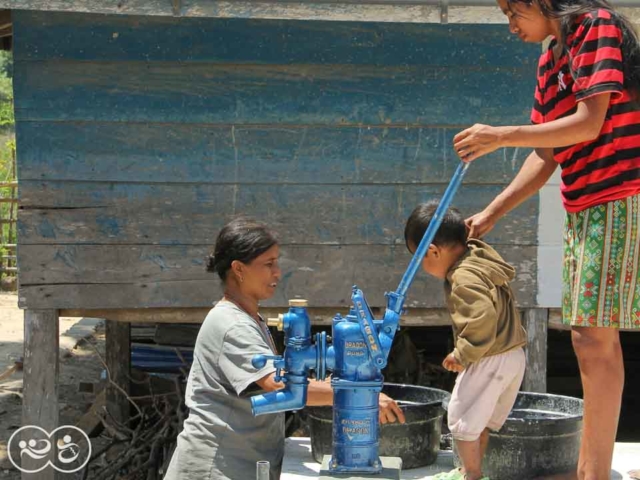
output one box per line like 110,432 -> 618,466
448,347 -> 526,442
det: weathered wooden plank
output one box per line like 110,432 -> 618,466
75,390 -> 106,437
19,245 -> 212,284
17,122 -> 528,184
17,182 -> 539,245
106,320 -> 131,424
13,61 -> 535,125
17,244 -> 537,309
22,309 -> 58,480
14,11 -> 537,68
0,0 -> 178,17
18,243 -> 535,287
547,309 -> 640,332
521,308 -> 548,393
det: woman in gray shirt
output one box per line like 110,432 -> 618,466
165,217 -> 404,480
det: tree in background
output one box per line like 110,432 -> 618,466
0,50 -> 16,289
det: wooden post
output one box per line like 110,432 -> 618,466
521,308 -> 548,393
22,309 -> 59,480
106,320 -> 131,425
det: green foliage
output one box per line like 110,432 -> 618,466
0,51 -> 12,79
0,52 -> 13,130
0,51 -> 16,278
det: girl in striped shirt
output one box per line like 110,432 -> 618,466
454,0 -> 640,478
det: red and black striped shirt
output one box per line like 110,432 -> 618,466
531,9 -> 640,212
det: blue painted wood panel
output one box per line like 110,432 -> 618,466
17,244 -> 537,309
18,181 -> 538,246
14,61 -> 535,125
17,122 -> 527,184
15,11 -> 538,68
12,11 -> 542,309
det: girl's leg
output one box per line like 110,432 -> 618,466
571,326 -> 624,480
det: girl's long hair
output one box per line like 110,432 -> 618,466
512,0 -> 640,96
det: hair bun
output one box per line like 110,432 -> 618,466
205,253 -> 216,273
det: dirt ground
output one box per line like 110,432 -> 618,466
0,293 -> 107,479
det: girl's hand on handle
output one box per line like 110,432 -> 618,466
466,210 -> 498,239
454,124 -> 510,163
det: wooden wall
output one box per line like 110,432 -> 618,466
13,11 -> 540,311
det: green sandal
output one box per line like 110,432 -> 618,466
432,468 -> 465,480
432,470 -> 490,480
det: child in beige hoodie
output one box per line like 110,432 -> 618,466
404,201 -> 527,480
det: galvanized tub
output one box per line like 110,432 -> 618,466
448,392 -> 584,479
305,383 -> 450,469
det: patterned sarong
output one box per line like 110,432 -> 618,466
563,194 -> 640,328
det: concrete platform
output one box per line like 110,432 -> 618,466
319,455 -> 402,479
281,438 -> 640,480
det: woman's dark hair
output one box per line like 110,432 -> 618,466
206,217 -> 278,281
404,201 -> 467,253
510,0 -> 640,97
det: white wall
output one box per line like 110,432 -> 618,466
537,168 -> 564,307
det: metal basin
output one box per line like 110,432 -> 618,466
447,392 -> 584,479
305,383 -> 450,469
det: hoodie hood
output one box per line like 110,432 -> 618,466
447,238 -> 515,287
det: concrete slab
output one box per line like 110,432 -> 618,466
281,438 -> 640,480
319,455 -> 402,480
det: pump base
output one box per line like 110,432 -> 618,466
319,455 -> 402,479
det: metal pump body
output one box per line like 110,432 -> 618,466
251,163 -> 470,474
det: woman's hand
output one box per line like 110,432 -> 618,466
442,353 -> 464,373
466,209 -> 499,239
454,124 -> 511,162
379,393 -> 406,425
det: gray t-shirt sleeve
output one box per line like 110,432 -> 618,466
220,323 -> 276,395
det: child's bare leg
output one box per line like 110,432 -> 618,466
571,327 -> 624,480
456,433 -> 484,480
479,428 -> 490,459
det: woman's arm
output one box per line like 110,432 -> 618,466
255,375 -> 406,424
255,372 -> 285,392
254,375 -> 331,399
306,378 -> 334,406
454,93 -> 610,163
467,148 -> 558,238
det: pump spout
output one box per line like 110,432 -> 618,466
251,376 -> 308,416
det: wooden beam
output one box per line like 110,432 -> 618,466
521,308 -> 548,393
0,9 -> 10,29
22,309 -> 59,480
0,1 -> 509,23
61,307 -> 589,331
105,320 -> 131,425
548,309 -> 639,332
60,307 -> 456,326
